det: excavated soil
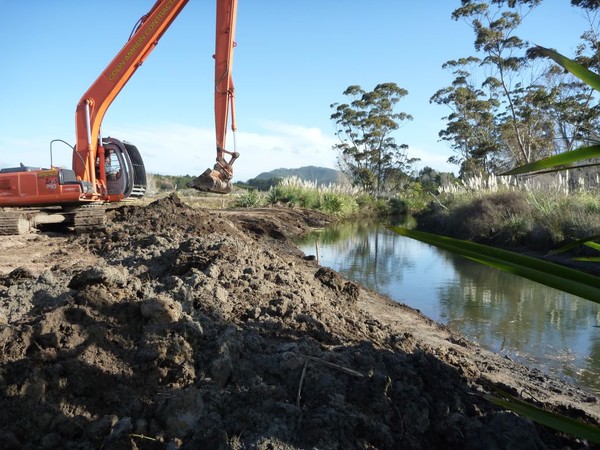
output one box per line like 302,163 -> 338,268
0,193 -> 599,449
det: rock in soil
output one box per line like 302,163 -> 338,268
0,193 -> 598,449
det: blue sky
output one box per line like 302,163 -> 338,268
0,1 -> 594,181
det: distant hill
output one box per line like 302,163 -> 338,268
252,166 -> 344,186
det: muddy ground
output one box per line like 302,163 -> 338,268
0,194 -> 599,449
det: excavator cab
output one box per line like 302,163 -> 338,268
103,150 -> 124,195
99,138 -> 147,199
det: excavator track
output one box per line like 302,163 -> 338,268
0,205 -> 107,235
72,205 -> 107,233
0,211 -> 32,235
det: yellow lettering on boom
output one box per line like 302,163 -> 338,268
107,0 -> 176,83
108,60 -> 126,82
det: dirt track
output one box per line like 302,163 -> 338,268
0,194 -> 599,449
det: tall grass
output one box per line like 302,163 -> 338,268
439,172 -> 600,196
233,176 -> 363,217
419,187 -> 600,252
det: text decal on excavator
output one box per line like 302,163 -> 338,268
36,169 -> 59,178
108,0 -> 177,82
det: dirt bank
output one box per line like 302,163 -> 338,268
0,194 -> 598,449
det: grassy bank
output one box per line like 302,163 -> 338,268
415,189 -> 600,255
232,176 -> 403,218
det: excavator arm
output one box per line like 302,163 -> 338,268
190,0 -> 239,193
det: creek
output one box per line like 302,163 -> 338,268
295,220 -> 600,396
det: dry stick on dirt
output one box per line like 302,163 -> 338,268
296,355 -> 364,407
296,360 -> 310,431
130,434 -> 158,442
296,360 -> 309,409
302,355 -> 365,378
296,355 -> 365,429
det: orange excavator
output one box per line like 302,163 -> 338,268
0,0 -> 239,234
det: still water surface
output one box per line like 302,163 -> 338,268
295,221 -> 600,395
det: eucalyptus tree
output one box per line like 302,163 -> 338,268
330,83 -> 417,193
431,57 -> 504,176
572,0 -> 600,9
450,1 -> 556,167
496,0 -> 599,8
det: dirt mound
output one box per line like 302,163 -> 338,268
0,194 -> 598,449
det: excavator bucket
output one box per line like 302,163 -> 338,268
189,168 -> 232,194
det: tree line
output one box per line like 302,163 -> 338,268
331,0 -> 600,191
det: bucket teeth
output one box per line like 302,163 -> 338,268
189,168 -> 232,194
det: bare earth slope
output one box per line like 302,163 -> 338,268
0,194 -> 598,449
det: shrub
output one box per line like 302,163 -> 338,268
452,192 -> 532,242
415,188 -> 600,252
318,193 -> 345,215
387,197 -> 408,215
232,189 -> 265,208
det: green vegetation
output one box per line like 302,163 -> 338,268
229,172 -> 447,219
416,188 -> 600,252
147,174 -> 194,193
234,177 -> 282,191
230,188 -> 264,208
232,176 -> 362,217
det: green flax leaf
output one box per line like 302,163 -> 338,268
486,390 -> 600,444
388,227 -> 600,303
548,235 -> 600,255
502,145 -> 600,176
538,46 -> 600,92
584,241 -> 600,252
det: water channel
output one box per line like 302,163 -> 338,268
295,220 -> 600,395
